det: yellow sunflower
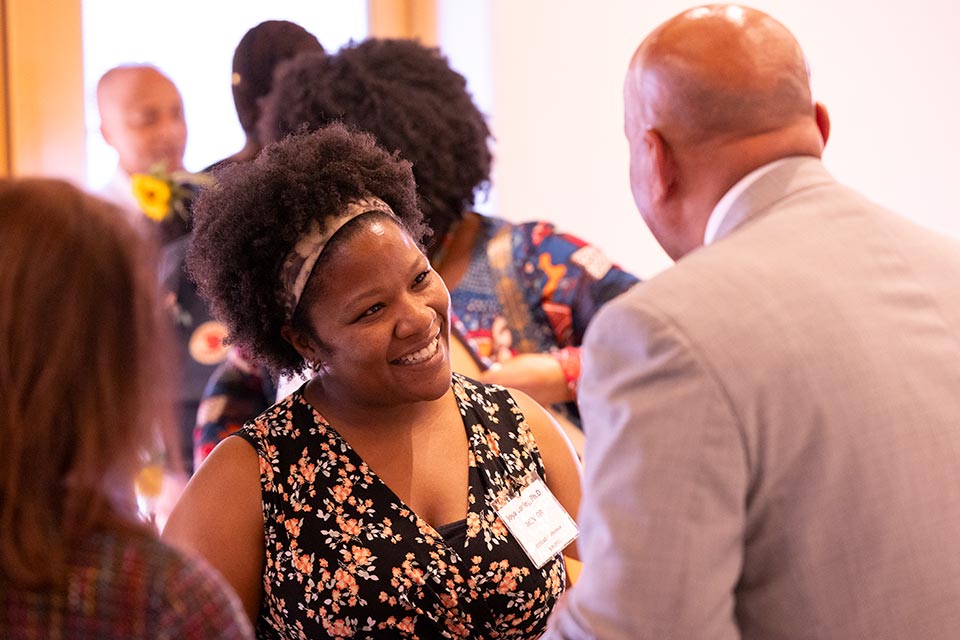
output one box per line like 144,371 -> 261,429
131,173 -> 172,221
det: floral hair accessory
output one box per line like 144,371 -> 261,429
278,196 -> 398,321
131,165 -> 213,223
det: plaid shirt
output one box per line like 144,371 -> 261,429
0,528 -> 252,639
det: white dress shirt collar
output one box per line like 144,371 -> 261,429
703,157 -> 797,245
99,167 -> 141,222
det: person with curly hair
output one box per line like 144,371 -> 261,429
194,38 -> 638,465
210,20 -> 324,168
190,21 -> 323,467
0,178 -> 252,639
163,123 -> 582,638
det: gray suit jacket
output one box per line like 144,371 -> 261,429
546,157 -> 960,639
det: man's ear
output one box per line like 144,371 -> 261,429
814,101 -> 831,148
100,121 -> 113,147
645,128 -> 676,204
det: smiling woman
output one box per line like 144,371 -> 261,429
282,210 -> 453,409
162,123 -> 583,638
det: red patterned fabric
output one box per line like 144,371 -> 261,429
0,529 -> 252,639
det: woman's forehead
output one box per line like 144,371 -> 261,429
322,218 -> 422,277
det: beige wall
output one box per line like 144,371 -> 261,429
487,1 -> 960,279
0,1 -> 10,176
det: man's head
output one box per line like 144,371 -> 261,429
231,20 -> 324,140
624,4 -> 830,259
97,65 -> 187,175
258,39 -> 492,256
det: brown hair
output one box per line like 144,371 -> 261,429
0,178 -> 176,586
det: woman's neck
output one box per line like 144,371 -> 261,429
433,211 -> 481,291
302,377 -> 455,441
305,381 -> 469,528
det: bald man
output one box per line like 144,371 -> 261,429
546,5 -> 960,639
96,64 -> 187,222
97,64 -> 224,479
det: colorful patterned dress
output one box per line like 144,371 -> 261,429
159,232 -> 229,473
235,373 -> 567,639
193,347 -> 278,469
449,216 -> 639,428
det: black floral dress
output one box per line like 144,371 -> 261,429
235,373 -> 567,639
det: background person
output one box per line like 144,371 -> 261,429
192,19 -> 323,467
96,64 -> 187,224
96,63 -> 221,478
209,19 -> 324,168
164,124 -> 581,638
0,178 -> 252,639
545,4 -> 960,639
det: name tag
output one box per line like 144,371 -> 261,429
495,473 -> 579,568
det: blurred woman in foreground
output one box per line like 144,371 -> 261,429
0,178 -> 252,639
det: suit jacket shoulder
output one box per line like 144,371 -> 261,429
572,157 -> 960,639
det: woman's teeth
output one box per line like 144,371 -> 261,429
394,336 -> 440,365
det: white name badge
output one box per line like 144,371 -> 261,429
496,473 -> 579,568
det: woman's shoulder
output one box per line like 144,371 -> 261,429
145,541 -> 254,638
83,528 -> 218,589
452,373 -> 533,440
69,528 -> 253,638
236,387 -> 339,472
451,371 -> 513,406
239,389 -> 309,441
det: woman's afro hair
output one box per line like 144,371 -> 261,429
187,122 -> 428,374
258,38 -> 492,254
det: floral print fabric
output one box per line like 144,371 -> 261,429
235,373 -> 566,639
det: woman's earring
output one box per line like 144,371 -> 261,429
310,360 -> 322,374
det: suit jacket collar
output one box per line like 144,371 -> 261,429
713,156 -> 835,243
